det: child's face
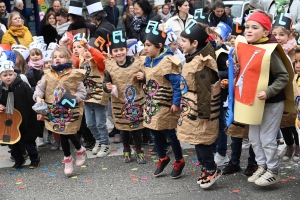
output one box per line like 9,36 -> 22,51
272,27 -> 289,45
143,40 -> 161,58
181,37 -> 194,55
0,71 -> 15,86
111,47 -> 127,64
72,41 -> 85,57
215,36 -> 224,45
245,20 -> 269,43
44,61 -> 52,69
168,40 -> 178,53
230,35 -> 236,47
83,49 -> 92,60
52,51 -> 67,65
30,52 -> 42,62
294,53 -> 300,75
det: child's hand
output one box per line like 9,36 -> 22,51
170,104 -> 180,112
80,38 -> 90,50
136,72 -> 144,80
59,38 -> 70,47
37,114 -> 44,121
257,91 -> 267,100
221,79 -> 228,89
36,96 -> 42,103
0,104 -> 6,113
106,82 -> 113,91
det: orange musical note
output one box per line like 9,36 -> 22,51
94,36 -> 106,51
235,23 -> 242,34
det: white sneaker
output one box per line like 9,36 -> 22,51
96,144 -> 111,157
63,156 -> 74,175
92,140 -> 101,155
36,137 -> 46,147
255,169 -> 280,186
248,166 -> 266,182
214,152 -> 229,167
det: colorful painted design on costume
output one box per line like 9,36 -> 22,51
178,99 -> 191,125
144,79 -> 159,124
295,96 -> 300,120
121,86 -> 143,129
47,87 -> 73,132
181,76 -> 188,95
81,62 -> 97,100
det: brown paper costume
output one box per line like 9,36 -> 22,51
43,68 -> 85,134
234,36 -> 294,125
105,58 -> 145,131
143,56 -> 181,130
226,122 -> 249,138
177,50 -> 221,145
293,75 -> 300,128
79,57 -> 109,105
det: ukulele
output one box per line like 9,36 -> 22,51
0,92 -> 22,144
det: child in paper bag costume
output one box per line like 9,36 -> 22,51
142,20 -> 185,179
233,11 -> 294,186
33,47 -> 87,176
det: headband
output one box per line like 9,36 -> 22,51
247,12 -> 271,31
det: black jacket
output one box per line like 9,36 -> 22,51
68,20 -> 97,39
39,7 -> 55,35
26,68 -> 44,89
0,74 -> 38,141
104,5 -> 119,28
13,7 -> 28,27
124,15 -> 133,38
128,11 -> 161,41
41,24 -> 58,46
93,19 -> 115,52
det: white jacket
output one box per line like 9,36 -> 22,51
166,14 -> 194,42
250,0 -> 300,32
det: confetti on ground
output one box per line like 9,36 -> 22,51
0,154 -> 5,158
19,186 -> 26,189
131,178 -> 138,182
141,177 -> 148,180
0,182 -> 3,185
280,179 -> 288,183
289,176 -> 296,179
50,174 -> 56,177
17,169 -> 24,172
226,150 -> 232,153
54,163 -> 60,167
144,154 -> 151,157
111,149 -> 117,152
130,174 -> 136,178
153,159 -> 158,162
81,165 -> 87,168
16,179 -> 22,182
281,172 -> 286,175
10,172 -> 15,175
191,171 -> 195,175
187,152 -> 193,155
16,182 -> 22,185
43,168 -> 49,171
285,166 -> 292,169
131,168 -> 138,171
148,149 -> 152,152
71,176 -> 77,179
183,155 -> 189,157
232,190 -> 240,193
151,156 -> 156,159
83,180 -> 90,183
102,168 -> 108,170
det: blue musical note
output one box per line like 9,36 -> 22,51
145,21 -> 159,35
61,99 -> 76,108
278,13 -> 286,26
113,31 -> 125,43
194,8 -> 205,19
185,20 -> 197,34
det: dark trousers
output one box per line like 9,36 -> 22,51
10,139 -> 38,163
212,104 -> 227,156
142,128 -> 152,142
77,113 -> 95,142
37,121 -> 44,138
60,134 -> 81,157
195,144 -> 216,171
281,126 -> 299,146
230,137 -> 256,166
151,129 -> 183,161
121,129 -> 142,149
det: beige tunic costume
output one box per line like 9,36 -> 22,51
177,44 -> 221,145
105,58 -> 145,131
44,68 -> 85,134
293,75 -> 300,128
143,56 -> 181,130
80,57 -> 109,105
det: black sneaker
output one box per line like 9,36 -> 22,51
153,156 -> 170,177
170,158 -> 185,179
244,164 -> 258,176
12,160 -> 25,170
29,157 -> 40,169
200,168 -> 222,189
84,140 -> 96,150
222,161 -> 241,175
109,127 -> 120,137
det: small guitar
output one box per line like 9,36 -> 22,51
0,92 -> 22,144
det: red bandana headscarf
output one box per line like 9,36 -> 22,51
247,12 -> 272,31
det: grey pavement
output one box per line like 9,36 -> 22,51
0,143 -> 299,200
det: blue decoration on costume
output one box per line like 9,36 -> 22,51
215,22 -> 232,40
2,51 -> 16,65
181,76 -> 188,95
185,20 -> 197,34
145,21 -> 159,35
113,30 -> 126,43
225,48 -> 235,127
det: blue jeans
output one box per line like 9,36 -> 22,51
231,137 -> 256,166
84,102 -> 109,145
212,104 -> 227,156
151,129 -> 183,161
195,144 -> 216,171
10,139 -> 39,163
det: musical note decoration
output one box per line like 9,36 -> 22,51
231,22 -> 245,36
144,21 -> 167,44
144,80 -> 160,124
182,20 -> 209,44
110,30 -> 127,49
194,8 -> 209,24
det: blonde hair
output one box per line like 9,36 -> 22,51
13,50 -> 28,74
7,11 -> 24,27
52,47 -> 73,63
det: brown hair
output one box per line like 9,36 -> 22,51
122,5 -> 133,24
46,11 -> 56,25
13,50 -> 28,74
52,47 -> 73,63
30,48 -> 43,58
7,11 -> 24,27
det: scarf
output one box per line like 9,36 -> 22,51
28,59 -> 44,70
51,62 -> 72,71
254,37 -> 269,44
132,15 -> 147,31
282,38 -> 297,54
159,12 -> 172,23
8,25 -> 28,37
56,21 -> 71,35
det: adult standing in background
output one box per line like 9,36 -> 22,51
225,7 -> 234,18
55,8 -> 70,42
104,0 -> 120,28
165,0 -> 174,14
13,0 -> 27,27
166,0 -> 193,42
159,4 -> 172,23
189,0 -> 195,16
41,12 -> 57,46
122,0 -> 133,16
40,0 -> 62,34
122,4 -> 134,37
249,0 -> 300,32
0,1 -> 9,28
208,0 -> 233,28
